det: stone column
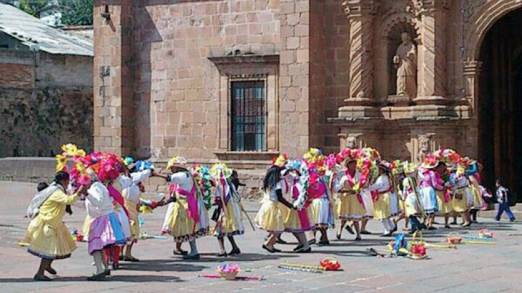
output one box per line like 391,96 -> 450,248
414,0 -> 449,105
463,60 -> 482,109
343,0 -> 377,106
93,1 -> 134,155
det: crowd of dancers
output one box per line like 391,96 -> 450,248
20,144 -> 492,281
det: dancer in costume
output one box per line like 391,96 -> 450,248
162,156 -> 209,260
210,163 -> 244,257
418,158 -> 443,230
401,163 -> 424,233
256,162 -> 296,253
282,161 -> 312,253
334,156 -> 367,241
119,160 -> 163,261
435,161 -> 453,228
450,165 -> 472,227
23,171 -> 86,281
368,161 -> 397,236
85,165 -> 127,281
306,167 -> 335,245
104,177 -> 131,270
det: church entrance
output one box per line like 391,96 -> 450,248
479,8 -> 522,200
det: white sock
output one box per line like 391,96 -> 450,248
93,251 -> 104,274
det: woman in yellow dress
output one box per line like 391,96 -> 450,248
24,171 -> 86,281
368,161 -> 396,236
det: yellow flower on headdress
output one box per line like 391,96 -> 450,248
273,154 -> 288,167
56,154 -> 67,171
61,143 -> 85,157
166,156 -> 188,170
210,162 -> 232,178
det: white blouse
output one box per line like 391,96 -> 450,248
86,181 -> 114,218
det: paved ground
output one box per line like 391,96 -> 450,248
1,181 -> 522,293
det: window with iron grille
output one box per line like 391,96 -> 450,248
231,80 -> 266,151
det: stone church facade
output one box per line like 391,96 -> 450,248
93,0 -> 522,192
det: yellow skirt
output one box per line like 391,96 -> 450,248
452,191 -> 469,213
284,208 -> 313,232
165,198 -> 207,242
471,186 -> 483,209
25,217 -> 76,259
216,200 -> 244,236
399,199 -> 406,213
336,193 -> 366,220
255,200 -> 284,232
124,200 -> 140,241
373,192 -> 391,220
436,191 -> 452,215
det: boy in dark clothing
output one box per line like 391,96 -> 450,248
495,178 -> 515,222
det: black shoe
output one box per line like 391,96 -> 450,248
380,232 -> 392,237
104,269 -> 111,276
355,236 -> 362,241
294,247 -> 311,253
262,244 -> 278,253
293,244 -> 303,252
276,238 -> 288,245
419,224 -> 428,230
391,225 -> 398,233
444,225 -> 451,229
360,230 -> 372,235
45,267 -> 57,275
183,254 -> 201,260
336,234 -> 341,240
318,240 -> 330,246
308,239 -> 316,245
217,252 -> 228,257
87,272 -> 107,281
428,226 -> 437,230
229,248 -> 241,256
345,225 -> 355,235
33,274 -> 52,281
173,249 -> 188,256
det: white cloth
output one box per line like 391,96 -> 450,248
169,172 -> 193,192
119,170 -> 152,203
86,181 -> 114,218
369,174 -> 391,193
26,183 -> 60,218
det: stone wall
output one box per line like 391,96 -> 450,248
0,49 -> 93,157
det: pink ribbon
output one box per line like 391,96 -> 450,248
107,184 -> 130,218
171,183 -> 199,223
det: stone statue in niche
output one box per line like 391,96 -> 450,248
417,134 -> 433,162
346,135 -> 358,148
394,32 -> 417,100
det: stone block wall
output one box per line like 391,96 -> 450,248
131,0 -> 281,159
0,50 -> 93,157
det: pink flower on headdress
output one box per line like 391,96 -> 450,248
326,154 -> 336,169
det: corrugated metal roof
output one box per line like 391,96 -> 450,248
0,3 -> 93,56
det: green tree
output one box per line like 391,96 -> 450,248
19,0 -> 50,18
58,0 -> 93,26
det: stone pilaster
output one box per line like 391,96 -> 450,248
463,60 -> 482,109
343,0 -> 377,105
93,1 -> 134,156
414,0 -> 449,105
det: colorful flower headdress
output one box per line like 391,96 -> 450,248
210,162 -> 232,179
272,154 -> 288,168
166,156 -> 188,170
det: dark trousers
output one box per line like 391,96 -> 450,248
495,203 -> 515,221
409,215 -> 421,231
